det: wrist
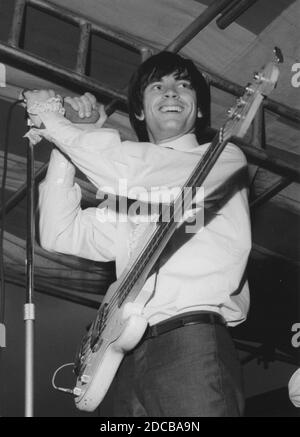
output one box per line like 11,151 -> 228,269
27,96 -> 65,115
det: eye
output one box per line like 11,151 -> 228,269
178,81 -> 192,89
152,83 -> 162,91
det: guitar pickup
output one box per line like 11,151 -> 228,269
80,374 -> 91,384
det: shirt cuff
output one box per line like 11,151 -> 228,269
38,110 -> 70,130
44,148 -> 76,187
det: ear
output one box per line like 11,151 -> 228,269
135,111 -> 145,121
197,108 -> 202,118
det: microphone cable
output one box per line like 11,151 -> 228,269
0,98 -> 24,350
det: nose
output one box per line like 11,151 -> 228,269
164,86 -> 178,98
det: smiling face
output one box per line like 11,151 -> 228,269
136,73 -> 201,144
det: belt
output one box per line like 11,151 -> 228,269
142,312 -> 226,341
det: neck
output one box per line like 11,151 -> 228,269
156,133 -> 186,145
151,128 -> 196,145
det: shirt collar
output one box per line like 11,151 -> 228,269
158,133 -> 199,152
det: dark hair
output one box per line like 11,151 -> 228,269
128,51 -> 211,143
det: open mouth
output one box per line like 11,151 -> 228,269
159,105 -> 184,113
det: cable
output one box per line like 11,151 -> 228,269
51,362 -> 79,396
0,99 -> 24,348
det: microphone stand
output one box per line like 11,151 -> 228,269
24,128 -> 36,417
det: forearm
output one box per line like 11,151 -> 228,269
34,111 -> 128,194
39,148 -> 79,251
39,148 -> 116,261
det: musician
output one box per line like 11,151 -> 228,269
24,51 -> 251,417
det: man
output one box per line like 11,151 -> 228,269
24,51 -> 251,417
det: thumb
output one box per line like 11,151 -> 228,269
95,104 -> 107,127
24,129 -> 43,145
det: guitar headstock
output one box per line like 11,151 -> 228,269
223,60 -> 280,141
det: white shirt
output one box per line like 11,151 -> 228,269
37,112 -> 251,326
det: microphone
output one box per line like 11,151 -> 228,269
64,101 -> 100,124
20,89 -> 100,124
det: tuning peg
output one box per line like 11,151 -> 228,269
253,71 -> 262,81
236,97 -> 246,107
227,107 -> 235,118
245,84 -> 254,94
273,46 -> 284,64
227,108 -> 243,121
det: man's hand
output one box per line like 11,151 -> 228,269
23,89 -> 107,128
23,89 -> 56,107
23,89 -> 57,127
64,92 -> 107,127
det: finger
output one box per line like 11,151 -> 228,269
73,96 -> 85,118
27,129 -> 42,145
38,89 -> 55,101
24,89 -> 41,103
64,96 -> 80,111
98,104 -> 107,122
47,89 -> 56,98
94,104 -> 107,127
84,92 -> 97,109
80,94 -> 93,117
24,89 -> 55,105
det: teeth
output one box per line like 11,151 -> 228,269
160,106 -> 183,113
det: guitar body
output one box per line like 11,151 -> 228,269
74,288 -> 149,411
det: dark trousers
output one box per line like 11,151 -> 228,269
99,319 -> 244,417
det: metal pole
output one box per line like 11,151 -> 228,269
2,38 -> 299,125
216,0 -> 258,30
234,340 -> 298,366
27,0 -> 142,54
0,163 -> 48,219
8,0 -> 26,48
202,70 -> 300,124
0,42 -> 127,104
5,275 -> 102,309
250,177 -> 292,210
206,128 -> 300,183
251,106 -> 266,149
76,22 -> 91,75
166,0 -> 236,52
24,140 -> 35,417
234,136 -> 300,183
